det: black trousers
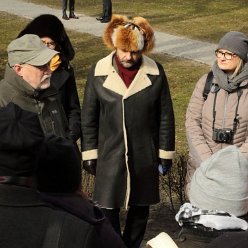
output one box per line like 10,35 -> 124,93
102,205 -> 149,248
62,0 -> 75,12
102,0 -> 112,19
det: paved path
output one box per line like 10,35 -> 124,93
1,0 -> 216,66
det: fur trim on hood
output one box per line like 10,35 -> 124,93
103,14 -> 155,53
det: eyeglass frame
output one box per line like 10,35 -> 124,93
215,49 -> 237,60
42,40 -> 56,49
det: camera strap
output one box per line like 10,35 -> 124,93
212,88 -> 242,133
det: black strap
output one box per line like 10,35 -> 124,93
203,71 -> 213,100
0,176 -> 33,187
42,212 -> 65,248
233,88 -> 242,132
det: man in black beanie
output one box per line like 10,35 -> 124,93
0,103 -> 126,248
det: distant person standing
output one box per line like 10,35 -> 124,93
96,0 -> 112,23
62,0 -> 78,20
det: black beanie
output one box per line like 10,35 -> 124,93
0,103 -> 44,176
217,31 -> 248,61
35,135 -> 82,193
18,14 -> 75,61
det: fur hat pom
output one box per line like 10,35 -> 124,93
103,14 -> 155,53
132,16 -> 155,53
103,14 -> 129,50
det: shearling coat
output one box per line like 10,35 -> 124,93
185,73 -> 248,197
81,52 -> 175,208
0,65 -> 68,138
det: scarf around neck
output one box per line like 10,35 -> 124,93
114,54 -> 141,88
212,61 -> 248,92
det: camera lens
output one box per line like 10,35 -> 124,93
219,133 -> 224,140
222,133 -> 228,141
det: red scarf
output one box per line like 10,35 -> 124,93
115,55 -> 141,88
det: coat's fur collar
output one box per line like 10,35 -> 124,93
94,52 -> 159,98
95,51 -> 159,76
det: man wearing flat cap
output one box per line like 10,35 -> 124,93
0,34 -> 69,137
81,14 -> 175,248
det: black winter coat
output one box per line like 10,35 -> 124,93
51,64 -> 81,142
81,53 -> 175,208
0,184 -> 126,248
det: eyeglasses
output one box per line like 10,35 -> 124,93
215,50 -> 236,60
42,40 -> 56,49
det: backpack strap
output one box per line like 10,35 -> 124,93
203,71 -> 213,101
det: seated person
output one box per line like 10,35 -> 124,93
174,146 -> 248,247
189,145 -> 248,218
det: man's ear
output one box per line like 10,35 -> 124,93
12,64 -> 23,76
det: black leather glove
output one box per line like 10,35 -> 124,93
82,160 -> 97,176
159,159 -> 172,176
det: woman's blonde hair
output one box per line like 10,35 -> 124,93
231,57 -> 244,79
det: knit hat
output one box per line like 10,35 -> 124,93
146,232 -> 178,248
0,103 -> 44,176
35,135 -> 82,193
103,14 -> 155,53
189,145 -> 248,217
18,14 -> 75,61
217,31 -> 248,61
7,34 -> 58,67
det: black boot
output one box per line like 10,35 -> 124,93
69,0 -> 78,19
69,11 -> 79,19
62,11 -> 69,20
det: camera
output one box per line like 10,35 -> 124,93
212,128 -> 233,143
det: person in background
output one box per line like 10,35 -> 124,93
61,0 -> 78,20
0,34 -> 69,138
0,102 -> 127,248
81,14 -> 175,248
185,31 -> 248,199
96,0 -> 112,23
18,14 -> 81,143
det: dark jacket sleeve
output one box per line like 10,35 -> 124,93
64,67 -> 81,142
81,64 -> 100,152
157,63 -> 175,159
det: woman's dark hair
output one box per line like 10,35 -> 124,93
18,14 -> 75,61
